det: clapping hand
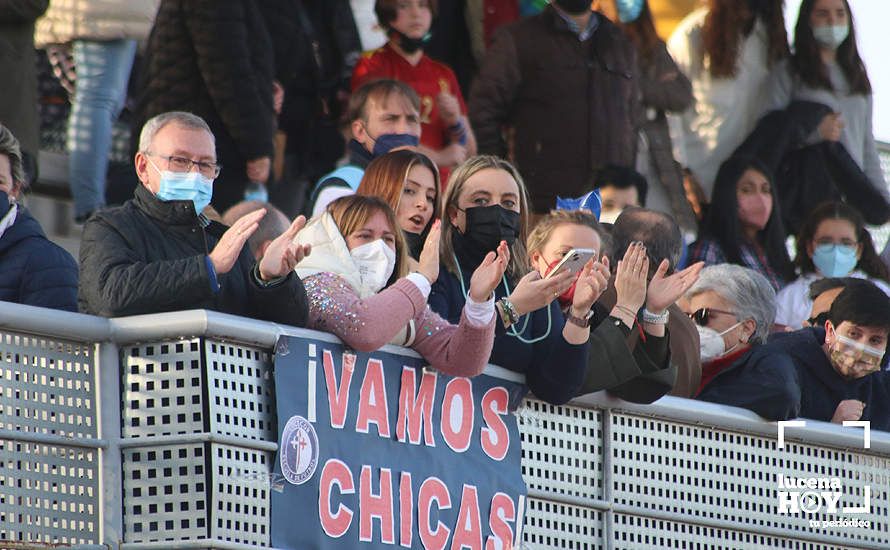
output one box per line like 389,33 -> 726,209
645,260 -> 704,314
507,268 -> 575,317
210,209 -> 266,274
417,220 -> 441,283
613,242 -> 649,313
571,257 -> 611,315
258,215 -> 312,280
468,240 -> 510,302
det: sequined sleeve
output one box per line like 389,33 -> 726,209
302,272 -> 426,352
410,306 -> 496,378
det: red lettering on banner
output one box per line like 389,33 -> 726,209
396,367 -> 437,447
399,471 -> 414,547
318,459 -> 355,538
450,484 -> 482,550
485,493 -> 516,550
359,466 -> 395,544
356,358 -> 391,437
480,387 -> 510,461
441,378 -> 474,453
323,350 -> 355,429
419,477 -> 452,550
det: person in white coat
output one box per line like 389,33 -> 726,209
667,0 -> 788,198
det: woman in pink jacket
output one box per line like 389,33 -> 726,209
294,194 -> 506,377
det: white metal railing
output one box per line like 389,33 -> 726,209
1,302 -> 889,549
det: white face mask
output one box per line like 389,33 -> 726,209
697,321 -> 743,362
812,24 -> 849,49
350,239 -> 396,293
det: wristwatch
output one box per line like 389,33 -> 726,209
566,308 -> 595,328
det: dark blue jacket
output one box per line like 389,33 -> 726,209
429,266 -> 588,406
774,327 -> 890,432
0,206 -> 78,311
696,342 -> 801,422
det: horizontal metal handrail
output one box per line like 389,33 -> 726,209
2,300 -> 888,452
0,427 -> 107,450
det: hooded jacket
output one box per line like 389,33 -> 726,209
0,204 -> 78,312
78,184 -> 308,324
773,327 -> 890,432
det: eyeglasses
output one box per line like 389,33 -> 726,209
146,153 -> 221,178
687,307 -> 736,327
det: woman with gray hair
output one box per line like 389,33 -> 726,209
680,263 -> 798,420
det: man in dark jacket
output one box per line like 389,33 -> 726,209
775,280 -> 890,431
469,1 -> 641,214
595,208 -> 700,399
79,112 -> 310,325
0,124 -> 78,311
135,0 -> 277,212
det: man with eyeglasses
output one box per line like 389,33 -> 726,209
78,111 -> 311,325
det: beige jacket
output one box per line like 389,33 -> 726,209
35,0 -> 159,47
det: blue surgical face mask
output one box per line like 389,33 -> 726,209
370,133 -> 420,157
812,243 -> 858,277
812,24 -> 849,49
616,0 -> 645,23
149,159 -> 214,215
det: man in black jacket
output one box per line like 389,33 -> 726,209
79,112 -> 311,325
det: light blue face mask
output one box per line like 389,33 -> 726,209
616,0 -> 645,23
812,24 -> 849,49
812,243 -> 858,277
149,159 -> 214,215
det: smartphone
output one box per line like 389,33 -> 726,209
545,248 -> 597,278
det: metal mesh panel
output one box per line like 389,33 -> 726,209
211,444 -> 271,545
518,399 -> 603,505
123,443 -> 208,542
123,339 -> 275,441
0,440 -> 99,544
205,341 -> 275,442
611,513 -> 855,549
0,329 -> 100,544
123,339 -> 205,438
0,330 -> 96,438
122,442 -> 271,545
609,413 -> 890,546
522,497 -> 604,549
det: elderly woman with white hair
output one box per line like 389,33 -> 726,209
681,263 -> 799,420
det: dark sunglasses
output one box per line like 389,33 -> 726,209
688,308 -> 736,327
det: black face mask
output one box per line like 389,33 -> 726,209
403,230 -> 425,261
554,0 -> 592,15
461,204 -> 520,256
390,28 -> 432,54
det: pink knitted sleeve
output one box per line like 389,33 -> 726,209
302,273 -> 426,352
410,307 -> 496,377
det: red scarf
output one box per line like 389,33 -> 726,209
696,346 -> 751,397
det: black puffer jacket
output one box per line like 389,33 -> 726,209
0,203 -> 78,312
78,185 -> 308,324
135,0 -> 276,210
